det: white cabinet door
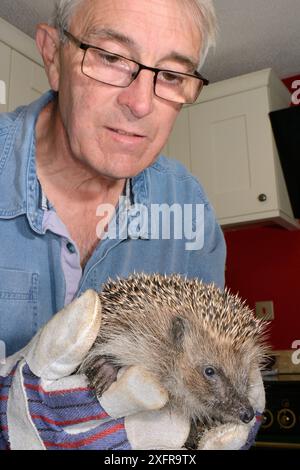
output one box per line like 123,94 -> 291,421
8,50 -> 49,111
189,91 -> 296,227
189,88 -> 280,217
0,41 -> 11,113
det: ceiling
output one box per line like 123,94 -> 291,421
0,0 -> 299,83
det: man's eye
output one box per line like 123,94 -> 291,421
95,52 -> 133,73
99,52 -> 121,65
160,72 -> 184,85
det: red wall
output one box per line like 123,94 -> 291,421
224,74 -> 300,350
225,226 -> 300,350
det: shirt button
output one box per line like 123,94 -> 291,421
66,242 -> 76,254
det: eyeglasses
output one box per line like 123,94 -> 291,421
63,30 -> 209,104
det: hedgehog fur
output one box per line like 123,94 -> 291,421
80,273 -> 268,434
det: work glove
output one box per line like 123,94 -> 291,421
197,367 -> 265,450
0,290 -> 190,450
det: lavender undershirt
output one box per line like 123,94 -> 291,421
40,179 -> 130,306
42,208 -> 82,306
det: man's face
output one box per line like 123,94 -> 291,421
56,0 -> 202,179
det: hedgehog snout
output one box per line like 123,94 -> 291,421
239,406 -> 254,424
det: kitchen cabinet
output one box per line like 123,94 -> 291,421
0,17 -> 48,112
164,69 -> 298,229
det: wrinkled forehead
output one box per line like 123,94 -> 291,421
70,0 -> 202,67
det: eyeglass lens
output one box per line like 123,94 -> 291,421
82,47 -> 203,104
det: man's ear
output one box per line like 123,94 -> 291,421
36,23 -> 61,91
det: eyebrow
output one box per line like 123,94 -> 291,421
85,27 -> 137,49
160,53 -> 198,72
84,27 -> 198,72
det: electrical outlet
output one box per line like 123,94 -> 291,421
255,301 -> 274,320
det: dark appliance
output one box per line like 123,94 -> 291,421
269,106 -> 300,218
255,375 -> 300,449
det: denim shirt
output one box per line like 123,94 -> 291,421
0,91 -> 226,356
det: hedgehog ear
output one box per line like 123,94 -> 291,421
170,316 -> 188,349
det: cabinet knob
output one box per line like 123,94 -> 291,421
258,193 -> 267,202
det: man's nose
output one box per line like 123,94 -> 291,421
117,70 -> 155,118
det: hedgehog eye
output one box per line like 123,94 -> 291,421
204,366 -> 216,378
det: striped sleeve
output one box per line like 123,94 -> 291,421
22,364 -> 131,450
2,362 -> 132,450
0,367 -> 16,450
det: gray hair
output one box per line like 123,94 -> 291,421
50,0 -> 84,39
50,0 -> 217,70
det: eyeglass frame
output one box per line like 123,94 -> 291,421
62,29 -> 209,104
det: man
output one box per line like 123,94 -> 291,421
1,0 -> 225,357
0,0 -> 263,450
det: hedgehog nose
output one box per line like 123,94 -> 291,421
240,407 -> 254,424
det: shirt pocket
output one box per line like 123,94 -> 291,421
0,268 -> 39,356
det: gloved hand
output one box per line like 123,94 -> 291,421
197,367 -> 265,450
0,290 -> 190,450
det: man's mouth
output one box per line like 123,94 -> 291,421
108,127 -> 145,138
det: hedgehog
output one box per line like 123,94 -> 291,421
80,273 -> 268,447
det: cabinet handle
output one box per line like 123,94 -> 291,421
258,193 -> 267,202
